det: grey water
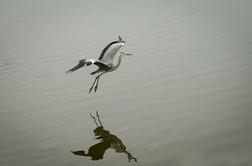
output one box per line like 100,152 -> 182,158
0,0 -> 252,166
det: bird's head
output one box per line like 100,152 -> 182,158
120,52 -> 132,57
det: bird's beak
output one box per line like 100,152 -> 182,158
120,52 -> 132,56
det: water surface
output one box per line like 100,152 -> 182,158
0,0 -> 252,166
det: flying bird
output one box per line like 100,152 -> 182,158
66,36 -> 132,93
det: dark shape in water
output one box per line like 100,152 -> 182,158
71,111 -> 137,162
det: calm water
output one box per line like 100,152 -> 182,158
0,0 -> 252,166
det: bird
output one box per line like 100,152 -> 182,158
66,36 -> 132,93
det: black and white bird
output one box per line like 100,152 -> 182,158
66,36 -> 132,93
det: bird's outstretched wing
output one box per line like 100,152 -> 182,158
119,35 -> 122,41
98,36 -> 125,64
66,59 -> 86,73
66,59 -> 110,74
93,61 -> 110,69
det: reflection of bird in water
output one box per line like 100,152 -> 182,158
66,36 -> 132,93
71,111 -> 137,162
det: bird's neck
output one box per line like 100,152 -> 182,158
112,54 -> 123,71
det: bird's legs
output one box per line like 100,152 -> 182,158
94,77 -> 100,92
89,72 -> 106,93
94,72 -> 106,92
89,77 -> 98,93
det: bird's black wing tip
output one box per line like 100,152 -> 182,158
65,70 -> 72,74
119,35 -> 122,41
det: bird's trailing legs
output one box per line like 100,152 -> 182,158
89,72 -> 106,93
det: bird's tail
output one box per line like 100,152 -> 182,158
66,59 -> 86,73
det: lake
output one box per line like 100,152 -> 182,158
0,0 -> 252,166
